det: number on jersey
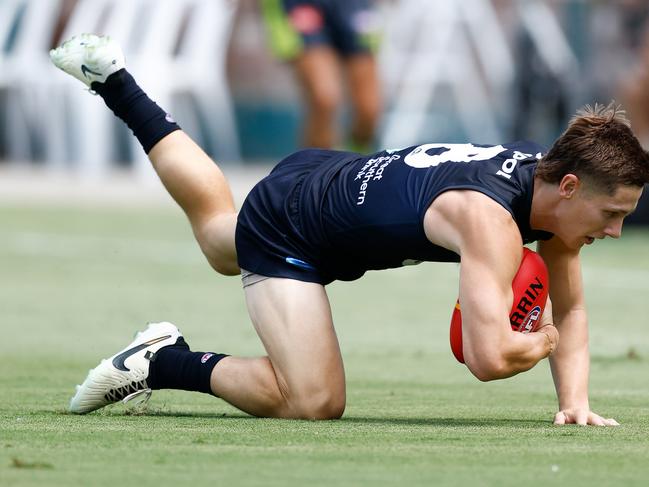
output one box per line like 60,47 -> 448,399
404,143 -> 507,168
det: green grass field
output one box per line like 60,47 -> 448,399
1,204 -> 648,486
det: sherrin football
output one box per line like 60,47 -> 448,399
450,248 -> 549,363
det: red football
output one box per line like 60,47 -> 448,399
450,248 -> 549,363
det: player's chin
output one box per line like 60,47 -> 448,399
574,235 -> 597,248
561,236 -> 586,250
555,233 -> 584,250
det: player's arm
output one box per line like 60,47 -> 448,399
537,237 -> 619,426
425,191 -> 557,381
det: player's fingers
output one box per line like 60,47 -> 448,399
587,413 -> 606,426
553,411 -> 566,425
575,410 -> 588,425
604,418 -> 620,426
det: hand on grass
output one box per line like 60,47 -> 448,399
554,409 -> 620,426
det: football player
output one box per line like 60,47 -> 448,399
52,35 -> 649,425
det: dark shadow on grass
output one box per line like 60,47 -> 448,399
54,408 -> 255,420
124,410 -> 551,427
55,408 -> 551,427
121,410 -> 253,419
50,409 -> 241,420
342,416 -> 551,428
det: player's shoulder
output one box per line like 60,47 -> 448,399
424,189 -> 522,252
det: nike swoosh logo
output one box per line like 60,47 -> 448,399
112,335 -> 172,372
81,64 -> 102,78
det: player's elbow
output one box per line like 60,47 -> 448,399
464,330 -> 541,381
470,362 -> 510,382
465,352 -> 513,382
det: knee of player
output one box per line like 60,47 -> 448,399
192,218 -> 239,275
292,389 -> 346,420
205,255 -> 240,276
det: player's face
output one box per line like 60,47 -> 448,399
556,180 -> 642,249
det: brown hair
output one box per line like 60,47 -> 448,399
536,103 -> 649,194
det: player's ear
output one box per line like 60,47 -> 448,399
558,174 -> 580,199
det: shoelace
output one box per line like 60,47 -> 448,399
104,380 -> 149,403
122,388 -> 152,408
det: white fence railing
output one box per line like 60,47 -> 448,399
0,0 -> 240,181
1,0 -> 587,178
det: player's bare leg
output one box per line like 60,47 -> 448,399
346,53 -> 381,152
293,46 -> 342,148
148,132 -> 238,275
55,35 -> 345,419
50,34 -> 238,275
69,279 -> 346,419
212,279 -> 346,419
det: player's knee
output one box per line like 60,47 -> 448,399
206,256 -> 240,276
292,388 -> 346,420
199,242 -> 239,276
193,214 -> 239,276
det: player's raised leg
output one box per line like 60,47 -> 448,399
147,132 -> 238,275
50,34 -> 238,275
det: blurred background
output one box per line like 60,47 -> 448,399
1,0 -> 649,221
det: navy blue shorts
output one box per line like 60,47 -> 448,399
235,149 -> 334,285
263,0 -> 377,60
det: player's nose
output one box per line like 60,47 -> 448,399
604,220 -> 622,239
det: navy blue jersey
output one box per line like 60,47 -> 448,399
236,142 -> 554,284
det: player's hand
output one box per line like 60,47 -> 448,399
553,408 -> 620,426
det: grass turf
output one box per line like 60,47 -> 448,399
1,204 -> 648,486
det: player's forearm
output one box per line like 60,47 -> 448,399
548,310 -> 590,409
467,326 -> 557,381
550,351 -> 590,410
549,326 -> 590,408
501,326 -> 557,376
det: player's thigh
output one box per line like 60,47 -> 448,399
244,278 -> 345,403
